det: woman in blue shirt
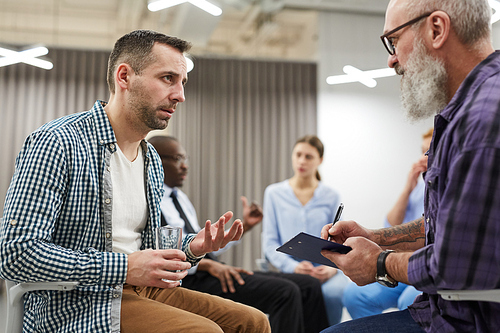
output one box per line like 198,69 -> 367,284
262,135 -> 349,325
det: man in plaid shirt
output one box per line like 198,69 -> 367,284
320,0 -> 500,332
0,30 -> 270,333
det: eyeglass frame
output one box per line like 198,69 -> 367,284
380,12 -> 435,55
159,154 -> 189,165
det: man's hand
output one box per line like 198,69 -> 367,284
241,196 -> 263,233
321,237 -> 382,286
321,220 -> 375,245
200,259 -> 253,293
126,249 -> 191,288
189,211 -> 244,257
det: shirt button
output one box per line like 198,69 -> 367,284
113,293 -> 119,298
10,219 -> 17,226
107,166 -> 111,172
109,143 -> 115,149
106,233 -> 111,238
105,198 -> 111,204
100,140 -> 104,145
426,218 -> 430,224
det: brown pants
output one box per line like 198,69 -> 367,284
121,284 -> 271,333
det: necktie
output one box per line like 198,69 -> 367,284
170,190 -> 197,234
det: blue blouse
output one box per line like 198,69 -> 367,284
262,180 -> 340,273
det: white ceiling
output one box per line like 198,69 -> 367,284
0,0 -> 389,61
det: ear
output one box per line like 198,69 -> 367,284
426,10 -> 451,50
115,63 -> 134,91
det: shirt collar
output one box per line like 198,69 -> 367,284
91,100 -> 151,157
91,100 -> 117,148
439,50 -> 500,123
163,183 -> 177,197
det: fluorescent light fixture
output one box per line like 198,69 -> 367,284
327,66 -> 395,88
490,0 -> 500,23
188,0 -> 222,16
0,46 -> 53,70
148,0 -> 222,16
185,55 -> 194,72
328,0 -> 499,87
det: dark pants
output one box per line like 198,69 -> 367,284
320,309 -> 425,333
182,271 -> 329,333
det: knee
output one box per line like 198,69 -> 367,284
277,280 -> 302,304
235,305 -> 271,333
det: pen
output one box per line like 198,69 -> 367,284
328,203 -> 344,241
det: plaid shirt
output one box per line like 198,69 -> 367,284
407,51 -> 500,332
0,101 -> 200,332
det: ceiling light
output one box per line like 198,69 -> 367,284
326,66 -> 395,88
188,0 -> 222,16
185,55 -> 194,72
0,46 -> 53,70
490,0 -> 500,23
328,1 -> 499,87
148,0 -> 222,16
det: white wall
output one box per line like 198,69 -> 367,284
317,10 -> 500,230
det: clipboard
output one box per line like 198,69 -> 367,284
276,232 -> 351,268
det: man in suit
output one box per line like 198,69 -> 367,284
149,135 -> 330,333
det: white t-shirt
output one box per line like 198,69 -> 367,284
111,144 -> 148,254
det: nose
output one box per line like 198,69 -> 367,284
387,53 -> 398,69
171,82 -> 185,103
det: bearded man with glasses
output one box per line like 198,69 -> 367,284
319,0 -> 500,332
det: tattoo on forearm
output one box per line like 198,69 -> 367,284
374,217 -> 425,247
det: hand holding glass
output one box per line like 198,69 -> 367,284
155,226 -> 183,283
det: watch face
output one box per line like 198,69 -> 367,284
376,276 -> 398,288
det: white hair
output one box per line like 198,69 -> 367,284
406,0 -> 492,48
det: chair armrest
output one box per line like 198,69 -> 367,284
438,290 -> 500,303
8,281 -> 79,306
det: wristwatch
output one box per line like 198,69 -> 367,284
376,250 -> 399,288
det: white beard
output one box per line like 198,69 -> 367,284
398,38 -> 449,122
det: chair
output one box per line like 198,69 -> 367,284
438,289 -> 500,303
0,279 -> 78,333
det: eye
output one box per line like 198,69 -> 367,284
163,75 -> 173,82
388,36 -> 398,48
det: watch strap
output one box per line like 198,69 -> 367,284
377,250 -> 394,278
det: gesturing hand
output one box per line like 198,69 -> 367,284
241,196 -> 263,233
189,211 -> 244,257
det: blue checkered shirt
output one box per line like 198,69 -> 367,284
0,101 -> 200,332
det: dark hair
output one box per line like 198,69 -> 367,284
148,135 -> 178,146
294,135 -> 324,181
107,30 -> 192,94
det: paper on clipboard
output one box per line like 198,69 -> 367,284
276,232 -> 352,268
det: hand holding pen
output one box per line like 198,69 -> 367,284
328,203 -> 344,241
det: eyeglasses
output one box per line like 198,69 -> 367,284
160,154 -> 189,165
380,12 -> 434,55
